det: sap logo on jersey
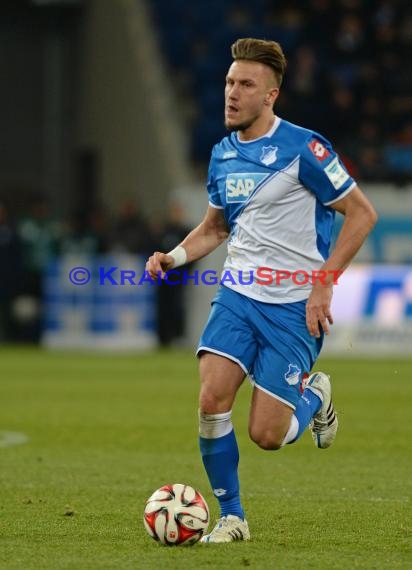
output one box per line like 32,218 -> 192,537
226,172 -> 268,202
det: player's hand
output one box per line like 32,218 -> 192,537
145,251 -> 175,280
306,284 -> 334,337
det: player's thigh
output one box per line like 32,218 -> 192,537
197,296 -> 256,413
248,300 -> 321,448
251,300 -> 322,409
199,352 -> 246,413
248,386 -> 294,449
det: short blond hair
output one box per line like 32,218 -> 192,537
231,38 -> 287,86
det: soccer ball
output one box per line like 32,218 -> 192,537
143,483 -> 209,546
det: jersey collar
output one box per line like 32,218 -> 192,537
236,116 -> 282,144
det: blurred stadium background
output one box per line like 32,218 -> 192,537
1,0 -> 412,356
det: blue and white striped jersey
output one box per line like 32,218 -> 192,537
207,116 -> 356,303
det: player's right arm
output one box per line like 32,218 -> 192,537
145,205 -> 229,279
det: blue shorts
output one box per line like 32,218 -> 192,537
197,286 -> 324,409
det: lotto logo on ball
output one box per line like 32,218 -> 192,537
143,483 -> 209,546
308,139 -> 330,161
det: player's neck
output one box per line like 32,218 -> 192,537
237,114 -> 276,142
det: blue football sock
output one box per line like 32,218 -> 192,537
290,389 -> 322,443
199,430 -> 244,520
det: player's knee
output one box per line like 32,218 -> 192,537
199,390 -> 227,415
199,382 -> 235,414
199,398 -> 218,415
249,426 -> 283,451
199,388 -> 219,413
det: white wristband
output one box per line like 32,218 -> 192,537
167,245 -> 187,268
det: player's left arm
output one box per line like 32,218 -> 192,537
306,185 -> 378,337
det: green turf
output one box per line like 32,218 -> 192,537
0,347 -> 411,569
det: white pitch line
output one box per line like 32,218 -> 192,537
0,431 -> 29,448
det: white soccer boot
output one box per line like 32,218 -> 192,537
306,372 -> 338,449
200,515 -> 250,543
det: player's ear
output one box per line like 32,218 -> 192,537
265,87 -> 279,106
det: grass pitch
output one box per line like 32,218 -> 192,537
0,347 -> 411,569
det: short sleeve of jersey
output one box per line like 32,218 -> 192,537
206,147 -> 223,209
299,134 -> 356,205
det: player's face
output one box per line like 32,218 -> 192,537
224,60 -> 278,133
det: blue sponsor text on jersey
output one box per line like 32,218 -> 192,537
226,172 -> 269,203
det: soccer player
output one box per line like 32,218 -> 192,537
146,38 -> 377,543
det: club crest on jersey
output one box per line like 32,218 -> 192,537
226,172 -> 268,202
260,145 -> 278,166
284,364 -> 301,386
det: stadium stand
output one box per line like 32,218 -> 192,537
148,0 -> 412,182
